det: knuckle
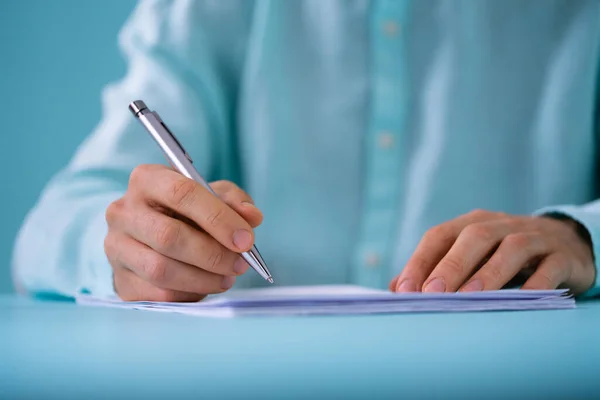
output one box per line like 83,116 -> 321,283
215,181 -> 246,204
496,211 -> 510,219
210,180 -> 235,192
424,225 -> 450,241
464,223 -> 494,242
536,272 -> 554,289
503,216 -> 525,230
217,190 -> 235,205
482,264 -> 503,282
206,207 -> 226,228
560,256 -> 573,283
129,164 -> 151,187
169,179 -> 198,209
403,255 -> 432,282
143,253 -> 169,284
154,220 -> 181,253
105,199 -> 124,225
206,248 -> 225,270
407,255 -> 430,272
439,256 -> 464,276
503,233 -> 531,250
468,208 -> 489,218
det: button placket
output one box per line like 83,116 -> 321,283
353,0 -> 410,289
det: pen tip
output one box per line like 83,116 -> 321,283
267,277 -> 274,284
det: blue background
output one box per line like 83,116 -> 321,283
0,0 -> 137,292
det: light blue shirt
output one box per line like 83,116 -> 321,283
12,0 -> 600,298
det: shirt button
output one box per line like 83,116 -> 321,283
365,252 -> 380,268
383,21 -> 400,36
378,132 -> 395,149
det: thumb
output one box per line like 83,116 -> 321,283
230,201 -> 264,228
210,181 -> 264,228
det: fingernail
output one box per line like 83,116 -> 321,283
396,280 -> 417,292
233,257 -> 249,274
221,276 -> 236,290
241,201 -> 255,207
423,277 -> 446,293
233,229 -> 253,250
461,279 -> 483,292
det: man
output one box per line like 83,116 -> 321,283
12,0 -> 600,301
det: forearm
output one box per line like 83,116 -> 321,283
11,0 -> 242,298
12,168 -> 125,298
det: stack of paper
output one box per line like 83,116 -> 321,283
76,285 -> 575,318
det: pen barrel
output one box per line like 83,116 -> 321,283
185,168 -> 218,197
137,112 -> 216,196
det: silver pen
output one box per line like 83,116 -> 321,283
128,100 -> 274,284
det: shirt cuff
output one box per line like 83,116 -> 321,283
533,205 -> 600,298
80,211 -> 116,299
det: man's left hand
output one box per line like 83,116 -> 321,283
390,209 -> 596,295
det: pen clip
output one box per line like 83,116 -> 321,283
153,112 -> 193,164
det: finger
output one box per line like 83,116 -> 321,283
422,221 -> 512,292
521,254 -> 569,291
111,232 -> 237,295
395,210 -> 509,292
389,276 -> 400,292
130,165 -> 255,253
460,233 -> 549,291
116,205 -> 249,276
395,211 -> 487,291
394,223 -> 460,292
210,180 -> 263,228
113,265 -> 205,302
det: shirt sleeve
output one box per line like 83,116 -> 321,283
531,51 -> 600,298
11,0 -> 248,299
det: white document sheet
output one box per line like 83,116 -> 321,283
76,285 -> 575,318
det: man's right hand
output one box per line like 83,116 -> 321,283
104,164 -> 263,302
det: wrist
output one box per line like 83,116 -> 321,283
541,211 -> 593,257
